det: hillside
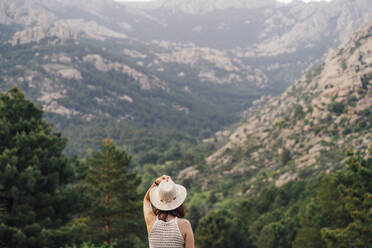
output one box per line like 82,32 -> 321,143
183,21 -> 372,196
1,0 -> 372,159
0,38 -> 267,157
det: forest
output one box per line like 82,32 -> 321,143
0,87 -> 371,248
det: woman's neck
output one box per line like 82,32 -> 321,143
158,213 -> 175,222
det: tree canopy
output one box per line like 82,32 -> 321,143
82,138 -> 144,247
0,87 -> 81,248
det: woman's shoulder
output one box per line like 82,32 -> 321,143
177,218 -> 192,229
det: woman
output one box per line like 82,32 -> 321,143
143,175 -> 195,248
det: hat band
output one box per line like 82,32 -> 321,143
160,196 -> 177,203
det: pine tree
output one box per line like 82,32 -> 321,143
321,152 -> 372,248
196,210 -> 249,248
294,150 -> 372,248
83,139 -> 144,247
0,87 -> 81,248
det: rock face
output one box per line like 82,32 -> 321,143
1,0 -> 127,45
246,0 -> 372,57
149,42 -> 269,87
82,54 -> 165,90
193,21 -> 372,193
11,24 -> 78,45
42,64 -> 82,81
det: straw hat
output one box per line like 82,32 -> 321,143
150,178 -> 187,211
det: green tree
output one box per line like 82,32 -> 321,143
327,101 -> 345,115
293,175 -> 351,248
321,152 -> 372,248
0,87 -> 81,248
196,210 -> 249,248
256,222 -> 288,248
294,151 -> 372,248
83,139 -> 144,247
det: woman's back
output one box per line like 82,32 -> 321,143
149,217 -> 184,248
144,176 -> 194,248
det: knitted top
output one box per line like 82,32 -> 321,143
149,217 -> 184,248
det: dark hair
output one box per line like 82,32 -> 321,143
153,204 -> 186,222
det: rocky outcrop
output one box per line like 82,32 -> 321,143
123,49 -> 147,59
119,95 -> 134,103
83,54 -> 166,90
42,64 -> 82,81
0,0 -> 56,26
2,0 -> 127,45
10,24 -> 78,45
246,0 -> 372,57
151,42 -> 269,87
54,19 -> 127,41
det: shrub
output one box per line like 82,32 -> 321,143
324,113 -> 333,124
339,117 -> 348,127
280,148 -> 292,165
294,105 -> 305,120
361,73 -> 372,89
327,101 -> 345,115
342,127 -> 352,135
347,95 -> 358,107
307,105 -> 313,113
340,60 -> 347,70
357,120 -> 367,129
314,126 -> 322,135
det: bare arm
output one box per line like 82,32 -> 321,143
184,220 -> 195,248
143,182 -> 156,224
143,175 -> 169,233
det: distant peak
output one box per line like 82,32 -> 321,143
126,0 -> 279,14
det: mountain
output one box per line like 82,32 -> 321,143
182,21 -> 372,196
3,0 -> 372,88
0,0 -> 371,158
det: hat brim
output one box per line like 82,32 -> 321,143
150,184 -> 187,211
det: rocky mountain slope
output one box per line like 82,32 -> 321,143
1,0 -> 371,158
0,37 -> 266,156
182,21 -> 372,195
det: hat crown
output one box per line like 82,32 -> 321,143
149,177 -> 187,211
158,179 -> 177,204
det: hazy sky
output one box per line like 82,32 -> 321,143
115,0 -> 333,2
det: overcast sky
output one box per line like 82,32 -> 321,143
115,0 -> 333,2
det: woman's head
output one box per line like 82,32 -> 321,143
153,203 -> 186,221
150,177 -> 187,211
